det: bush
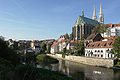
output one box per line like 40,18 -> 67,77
36,54 -> 58,66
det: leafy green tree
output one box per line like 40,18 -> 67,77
74,42 -> 84,56
64,33 -> 69,39
70,33 -> 74,40
12,41 -> 19,50
111,37 -> 120,59
40,43 -> 47,53
62,48 -> 66,58
92,24 -> 108,34
47,43 -> 52,53
0,38 -> 20,65
25,52 -> 37,64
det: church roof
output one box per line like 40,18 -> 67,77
74,16 -> 99,26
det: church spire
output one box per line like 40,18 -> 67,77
92,7 -> 97,21
82,10 -> 84,17
99,3 -> 104,24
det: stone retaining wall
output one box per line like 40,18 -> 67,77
47,54 -> 114,68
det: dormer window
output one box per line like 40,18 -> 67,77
98,43 -> 100,46
108,39 -> 113,41
95,45 -> 98,47
108,43 -> 110,46
104,43 -> 107,46
101,45 -> 104,47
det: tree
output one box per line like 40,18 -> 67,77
92,24 -> 108,34
62,48 -> 66,58
111,37 -> 120,59
47,43 -> 52,53
70,33 -> 74,40
0,38 -> 20,65
74,42 -> 84,56
64,33 -> 69,39
25,52 -> 37,64
40,43 -> 47,53
12,41 -> 19,50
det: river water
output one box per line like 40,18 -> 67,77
37,59 -> 120,80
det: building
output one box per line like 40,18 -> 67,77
50,35 -> 68,53
85,37 -> 116,59
66,40 -> 81,50
85,33 -> 103,46
72,4 -> 104,40
30,40 -> 42,53
101,24 -> 120,37
85,41 -> 114,59
99,4 -> 104,24
72,14 -> 99,40
51,41 -> 59,53
8,39 -> 14,47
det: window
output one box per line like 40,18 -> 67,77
98,50 -> 100,52
108,39 -> 113,41
98,55 -> 99,57
98,43 -> 100,46
95,54 -> 96,57
111,54 -> 112,58
101,45 -> 104,47
95,45 -> 98,47
101,50 -> 103,53
101,55 -> 103,57
95,50 -> 97,52
108,54 -> 109,58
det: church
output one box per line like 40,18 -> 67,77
72,4 -> 104,40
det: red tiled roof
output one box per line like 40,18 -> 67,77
103,36 -> 117,40
70,40 -> 81,43
105,24 -> 120,27
114,24 -> 120,27
86,41 -> 114,48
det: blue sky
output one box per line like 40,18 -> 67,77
0,0 -> 120,40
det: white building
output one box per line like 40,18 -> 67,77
66,40 -> 81,50
102,24 -> 120,37
8,39 -> 14,48
51,35 -> 68,53
59,40 -> 68,52
51,41 -> 59,53
85,37 -> 116,59
30,40 -> 42,53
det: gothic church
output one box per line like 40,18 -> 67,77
72,4 -> 104,40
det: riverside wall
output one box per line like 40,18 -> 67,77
47,54 -> 114,68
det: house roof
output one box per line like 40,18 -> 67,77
74,16 -> 99,26
70,40 -> 81,43
86,33 -> 96,40
103,36 -> 117,40
86,33 -> 102,40
105,24 -> 120,27
86,41 -> 114,49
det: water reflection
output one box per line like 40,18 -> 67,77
51,59 -> 120,80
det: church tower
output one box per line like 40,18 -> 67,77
92,7 -> 97,21
99,4 -> 104,24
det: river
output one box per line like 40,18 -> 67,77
37,59 -> 120,80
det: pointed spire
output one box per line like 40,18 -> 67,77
100,3 -> 102,15
82,10 -> 84,17
99,3 -> 104,24
92,7 -> 97,21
